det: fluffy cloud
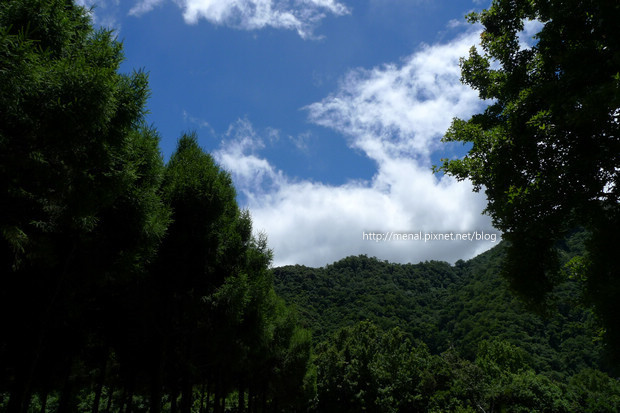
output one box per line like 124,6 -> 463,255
215,28 -> 501,268
518,19 -> 544,49
216,119 -> 286,201
305,30 -> 483,163
128,0 -> 164,16
129,0 -> 349,38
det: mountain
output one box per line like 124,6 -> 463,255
273,230 -> 606,378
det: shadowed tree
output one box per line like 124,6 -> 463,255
0,1 -> 169,411
145,133 -> 265,412
145,134 -> 314,413
0,2 -> 314,411
434,0 -> 620,361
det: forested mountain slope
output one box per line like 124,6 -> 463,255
273,230 -> 605,378
272,232 -> 620,411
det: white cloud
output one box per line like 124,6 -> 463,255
216,119 -> 286,201
214,28 -> 500,268
288,131 -> 313,152
517,19 -> 543,50
306,30 -> 483,163
182,110 -> 216,136
216,126 -> 496,267
129,0 -> 165,16
129,0 -> 349,38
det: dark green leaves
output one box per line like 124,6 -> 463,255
0,3 -> 313,412
435,0 -> 620,357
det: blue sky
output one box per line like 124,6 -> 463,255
76,0 -> 527,267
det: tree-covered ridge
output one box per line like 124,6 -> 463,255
274,231 -> 606,377
274,234 -> 620,411
274,257 -> 458,348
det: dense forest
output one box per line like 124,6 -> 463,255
273,232 -> 620,411
0,1 -> 312,412
1,0 -> 619,412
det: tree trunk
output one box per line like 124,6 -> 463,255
39,390 -> 48,413
170,389 -> 178,413
214,380 -> 221,413
238,381 -> 244,413
6,365 -> 32,413
103,384 -> 114,413
57,360 -> 75,413
118,386 -> 127,413
247,384 -> 253,413
92,357 -> 107,413
180,374 -> 193,413
205,385 -> 211,413
17,245 -> 79,413
261,383 -> 267,413
150,383 -> 162,413
123,387 -> 134,413
149,359 -> 163,413
198,383 -> 206,413
119,376 -> 135,413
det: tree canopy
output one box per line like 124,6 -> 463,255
434,0 -> 620,354
0,2 -> 312,412
1,0 -> 169,410
274,245 -> 620,412
274,234 -> 606,377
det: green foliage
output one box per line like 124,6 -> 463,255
276,233 -> 620,411
314,322 -> 433,412
0,2 -> 313,412
567,368 -> 620,412
0,1 -> 171,411
434,0 -> 620,357
137,134 -> 313,412
274,255 -> 458,347
472,340 -> 569,412
274,234 -> 604,377
311,321 -> 620,413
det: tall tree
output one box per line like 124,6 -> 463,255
0,1 -> 168,411
435,0 -> 620,358
146,133 -> 256,412
0,2 -> 314,411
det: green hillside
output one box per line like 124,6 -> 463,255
273,233 -> 620,411
274,231 -> 607,377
